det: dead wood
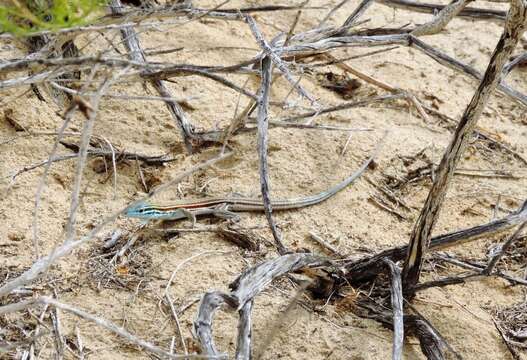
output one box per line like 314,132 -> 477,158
235,301 -> 253,360
255,55 -> 287,254
192,253 -> 329,357
402,0 -> 527,292
356,299 -> 459,359
377,0 -> 507,21
344,200 -> 527,284
2,1 -> 527,359
384,259 -> 404,360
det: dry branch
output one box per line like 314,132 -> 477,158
192,253 -> 329,356
411,0 -> 471,36
235,301 -> 253,360
402,0 -> 527,291
345,200 -> 527,284
384,259 -> 404,360
484,220 -> 527,274
245,15 -> 318,106
378,0 -> 507,21
255,55 -> 287,254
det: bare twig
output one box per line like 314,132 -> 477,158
309,232 -> 344,257
383,259 -> 404,360
245,15 -> 318,107
483,220 -> 527,275
256,55 -> 287,254
65,76 -> 114,242
377,0 -> 506,22
235,300 -> 253,360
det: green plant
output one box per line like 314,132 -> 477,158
0,0 -> 107,35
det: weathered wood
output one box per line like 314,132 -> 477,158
344,201 -> 527,284
384,259 -> 404,360
402,0 -> 527,292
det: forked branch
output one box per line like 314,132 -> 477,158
402,0 -> 527,292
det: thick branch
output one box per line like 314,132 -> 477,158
402,0 -> 527,291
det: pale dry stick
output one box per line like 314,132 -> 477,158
221,10 -> 302,150
110,233 -> 139,264
29,303 -> 50,359
51,80 -> 198,106
30,65 -> 101,259
9,154 -> 78,182
344,200 -> 527,284
281,93 -> 405,123
235,300 -> 253,360
284,10 -> 302,46
402,0 -> 527,291
0,66 -> 66,90
383,259 -> 404,360
0,152 -> 232,298
503,51 -> 527,75
483,220 -> 527,275
342,0 -> 375,28
377,0 -> 506,22
194,291 -> 235,356
256,55 -> 287,254
259,120 -> 373,132
202,119 -> 374,145
165,293 -> 188,357
0,54 -> 155,75
245,15 -> 319,108
65,71 -> 118,242
9,146 -> 180,182
276,33 -> 527,106
340,131 -> 354,156
411,0 -> 471,36
309,231 -> 344,257
170,337 -> 176,356
98,136 -> 117,199
0,18 -> 193,42
0,329 -> 49,353
0,297 -> 217,359
221,78 -> 254,152
422,104 -> 527,165
231,253 -> 328,307
51,296 -> 65,360
74,324 -> 84,360
193,254 -> 327,356
163,250 -> 230,299
162,251 -> 229,356
158,68 -> 260,101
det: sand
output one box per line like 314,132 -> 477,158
1,0 -> 526,359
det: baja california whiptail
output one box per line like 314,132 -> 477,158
124,140 -> 383,223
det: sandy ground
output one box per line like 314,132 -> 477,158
1,0 -> 527,359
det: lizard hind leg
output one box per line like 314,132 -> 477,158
178,208 -> 197,228
212,204 -> 241,222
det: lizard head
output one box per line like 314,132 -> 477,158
124,201 -> 155,219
